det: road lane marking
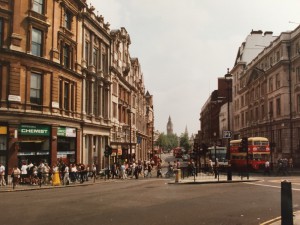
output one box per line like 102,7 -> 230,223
245,182 -> 300,191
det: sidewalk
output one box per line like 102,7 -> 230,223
0,178 -> 107,193
168,172 -> 260,184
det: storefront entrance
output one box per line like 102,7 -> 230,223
17,124 -> 50,166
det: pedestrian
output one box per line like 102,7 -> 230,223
37,161 -> 45,184
0,162 -> 6,186
43,163 -> 50,185
27,161 -> 34,184
63,164 -> 70,185
143,161 -> 148,178
157,162 -> 162,178
11,165 -> 21,187
80,163 -> 86,183
264,160 -> 270,176
91,164 -> 97,180
131,161 -> 136,178
111,163 -> 118,179
52,164 -> 61,186
208,160 -> 214,175
147,162 -> 152,178
20,162 -> 28,184
120,162 -> 127,179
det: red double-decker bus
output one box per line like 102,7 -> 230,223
230,137 -> 270,170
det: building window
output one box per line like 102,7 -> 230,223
112,82 -> 118,96
30,72 -> 42,107
296,67 -> 300,83
275,73 -> 280,89
261,104 -> 265,120
269,77 -> 273,92
113,102 -> 117,118
32,28 -> 42,57
85,41 -> 89,65
64,82 -> 69,110
33,0 -> 44,14
276,98 -> 281,116
0,18 -> 3,47
269,101 -> 273,117
64,10 -> 72,30
277,129 -> 282,151
93,47 -> 98,68
297,95 -> 300,113
102,52 -> 108,74
62,43 -> 71,69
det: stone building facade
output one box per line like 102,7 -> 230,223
232,27 -> 300,166
0,0 -> 154,174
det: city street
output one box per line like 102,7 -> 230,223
1,175 -> 300,225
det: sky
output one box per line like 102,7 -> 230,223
89,0 -> 300,136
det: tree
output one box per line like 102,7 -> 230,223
156,133 -> 178,152
180,132 -> 191,152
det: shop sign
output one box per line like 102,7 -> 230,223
18,152 -> 35,156
0,126 -> 7,134
37,152 -> 49,155
57,151 -> 75,155
52,101 -> 59,108
19,125 -> 50,136
8,95 -> 21,102
57,127 -> 76,137
117,149 -> 122,156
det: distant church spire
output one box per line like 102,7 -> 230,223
167,116 -> 173,135
185,125 -> 188,135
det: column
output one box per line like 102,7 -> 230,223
90,78 -> 94,116
50,125 -> 58,167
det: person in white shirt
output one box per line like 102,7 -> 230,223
63,164 -> 70,185
0,163 -> 6,186
20,162 -> 28,184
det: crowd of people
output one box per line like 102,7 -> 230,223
0,158 -> 201,187
106,159 -> 163,180
0,161 -> 99,187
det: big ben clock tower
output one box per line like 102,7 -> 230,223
167,116 -> 173,135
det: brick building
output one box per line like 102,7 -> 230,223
0,0 -> 154,175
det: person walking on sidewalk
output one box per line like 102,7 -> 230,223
0,162 -> 6,186
63,164 -> 70,185
157,162 -> 162,178
264,160 -> 271,176
146,162 -> 152,178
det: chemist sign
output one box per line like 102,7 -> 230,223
19,125 -> 50,136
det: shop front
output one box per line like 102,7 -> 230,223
57,127 -> 77,165
111,145 -> 123,164
18,124 -> 50,166
0,126 -> 8,165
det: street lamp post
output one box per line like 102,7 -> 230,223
224,68 -> 232,162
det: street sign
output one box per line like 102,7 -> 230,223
223,130 -> 232,138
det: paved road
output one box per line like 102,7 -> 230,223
1,176 -> 300,225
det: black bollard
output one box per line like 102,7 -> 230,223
281,181 -> 293,225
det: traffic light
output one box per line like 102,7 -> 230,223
104,145 -> 112,157
241,137 -> 248,152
